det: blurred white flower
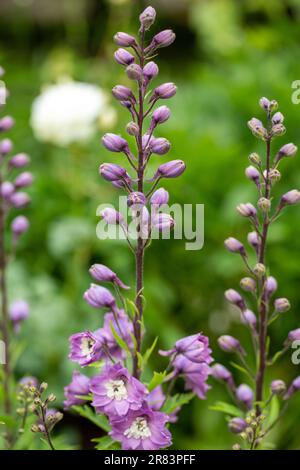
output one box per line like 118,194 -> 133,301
30,80 -> 116,147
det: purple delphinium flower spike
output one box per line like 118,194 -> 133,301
109,407 -> 172,450
90,363 -> 147,416
64,371 -> 90,409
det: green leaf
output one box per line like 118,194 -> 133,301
0,415 -> 16,428
148,371 -> 167,392
265,395 -> 280,428
162,392 -> 195,414
110,321 -> 130,353
75,394 -> 92,401
72,405 -> 110,432
143,337 -> 158,366
210,401 -> 244,417
230,362 -> 253,380
92,436 -> 120,450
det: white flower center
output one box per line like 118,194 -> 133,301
124,417 -> 152,440
81,337 -> 95,356
105,379 -> 128,401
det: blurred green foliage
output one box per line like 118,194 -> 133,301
1,0 -> 300,449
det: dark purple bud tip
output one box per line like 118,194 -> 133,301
114,48 -> 135,66
228,417 -> 247,434
102,133 -> 129,153
139,6 -> 156,30
236,203 -> 257,218
114,32 -> 137,48
245,165 -> 260,184
280,189 -> 300,206
278,143 -> 297,158
272,112 -> 284,125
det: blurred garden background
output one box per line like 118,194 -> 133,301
1,0 -> 300,449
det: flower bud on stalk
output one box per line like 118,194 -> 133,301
126,122 -> 139,136
11,215 -> 29,238
112,85 -> 136,103
285,328 -> 300,344
224,289 -> 246,310
258,197 -> 271,213
149,83 -> 177,102
89,264 -> 129,290
236,384 -> 253,410
150,137 -> 171,155
224,237 -> 246,257
259,97 -> 271,112
150,188 -> 169,207
0,138 -> 13,155
271,124 -> 286,138
9,192 -> 30,208
102,133 -> 129,153
253,262 -> 265,278
271,380 -> 286,396
240,277 -> 256,293
114,48 -> 135,66
265,276 -> 278,297
245,166 -> 260,186
269,168 -> 281,185
247,118 -> 268,140
228,417 -> 247,434
272,112 -> 284,125
236,203 -> 257,218
139,6 -> 156,30
211,363 -> 235,389
218,335 -> 246,355
100,208 -> 125,225
14,172 -> 33,189
284,377 -> 300,400
274,298 -> 290,313
152,213 -> 175,232
248,152 -> 261,166
114,32 -> 138,48
151,106 -> 171,128
99,163 -> 128,182
274,143 -> 297,165
0,116 -> 14,131
143,62 -> 159,82
247,231 -> 260,253
147,30 -> 176,51
83,284 -> 116,309
241,309 -> 257,329
127,191 -> 146,207
9,153 -> 30,168
0,181 -> 14,199
153,160 -> 186,179
280,189 -> 300,207
126,64 -> 143,81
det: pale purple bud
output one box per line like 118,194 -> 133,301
259,97 -> 271,112
99,163 -> 128,182
274,298 -> 290,313
281,189 -> 300,206
100,208 -> 124,225
271,123 -> 286,137
126,64 -> 143,81
152,213 -> 174,231
89,264 -> 129,290
150,188 -> 169,207
247,231 -> 260,251
0,181 -> 14,199
150,82 -> 177,101
272,112 -> 284,125
9,153 -> 30,168
111,176 -> 133,190
241,309 -> 257,329
150,137 -> 171,155
114,48 -> 135,66
126,121 -> 139,136
0,116 -> 14,131
286,328 -> 300,343
247,118 -> 267,139
9,192 -> 30,208
228,417 -> 247,434
236,384 -> 253,410
139,6 -> 156,30
211,363 -> 235,388
224,289 -> 246,310
11,215 -> 29,236
240,277 -> 256,293
284,376 -> 300,400
0,138 -> 13,155
9,300 -> 29,332
265,276 -> 277,297
236,203 -> 257,218
151,106 -> 171,125
218,335 -> 245,355
114,32 -> 137,48
150,30 -> 176,49
83,284 -> 116,309
245,165 -> 260,184
112,85 -> 136,103
127,191 -> 146,207
224,237 -> 246,256
143,61 -> 159,82
14,172 -> 33,189
102,133 -> 129,153
271,380 -> 286,395
154,160 -> 186,179
278,143 -> 297,158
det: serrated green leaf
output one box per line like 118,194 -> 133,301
148,371 -> 167,392
162,392 -> 195,414
72,405 -> 110,432
210,401 -> 244,417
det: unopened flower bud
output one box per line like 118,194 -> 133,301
247,118 -> 267,140
150,188 -> 169,207
114,48 -> 135,66
149,29 -> 176,50
228,417 -> 247,434
286,328 -> 300,343
154,160 -> 186,179
241,309 -> 257,329
150,137 -> 171,155
272,112 -> 284,125
99,163 -> 128,182
11,215 -> 29,237
126,121 -> 139,136
224,289 -> 245,310
284,376 -> 300,400
143,61 -> 159,82
114,32 -> 137,48
31,425 -> 39,433
112,85 -> 136,103
40,382 -> 48,392
236,384 -> 253,410
218,335 -> 245,355
269,100 -> 278,112
245,166 -> 260,185
0,181 -> 14,199
9,192 -> 31,208
259,97 -> 271,112
280,189 -> 300,206
265,276 -> 278,297
240,277 -> 256,293
211,363 -> 235,388
0,138 -> 13,155
150,82 -> 177,102
100,208 -> 124,225
9,153 -> 30,168
277,143 -> 297,161
152,213 -> 174,232
253,263 -> 265,278
272,123 -> 286,137
258,197 -> 271,213
127,191 -> 146,207
151,106 -> 171,125
84,284 -> 116,309
269,168 -> 281,184
15,172 -> 33,189
224,237 -> 246,256
271,380 -> 286,395
248,152 -> 261,166
126,63 -> 143,81
236,203 -> 257,218
47,394 -> 56,402
139,6 -> 156,30
102,133 -> 129,153
247,231 -> 260,251
89,264 -> 129,290
274,298 -> 290,313
0,116 -> 14,131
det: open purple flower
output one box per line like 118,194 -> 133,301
68,330 -> 107,366
91,363 -> 147,416
172,355 -> 212,399
160,333 -> 212,364
109,407 -> 171,450
64,371 -> 90,409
